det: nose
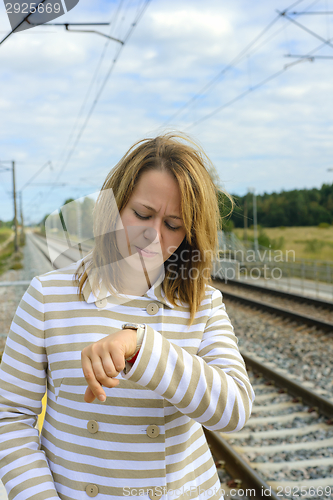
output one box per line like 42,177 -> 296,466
143,225 -> 159,244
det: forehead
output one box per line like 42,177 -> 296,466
131,170 -> 182,210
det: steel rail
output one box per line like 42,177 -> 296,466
213,278 -> 333,310
31,232 -> 90,268
204,429 -> 280,500
34,232 -> 93,253
206,354 -> 333,499
241,353 -> 333,419
216,288 -> 333,333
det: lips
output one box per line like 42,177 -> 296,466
135,246 -> 159,257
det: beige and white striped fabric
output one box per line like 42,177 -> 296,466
0,262 -> 255,500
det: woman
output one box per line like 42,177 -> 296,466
0,133 -> 254,500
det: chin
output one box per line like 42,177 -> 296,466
122,253 -> 163,274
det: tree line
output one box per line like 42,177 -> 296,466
219,182 -> 333,229
3,183 -> 333,232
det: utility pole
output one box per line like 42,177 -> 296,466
12,161 -> 19,252
249,187 -> 259,260
244,192 -> 248,246
253,190 -> 259,260
20,191 -> 24,243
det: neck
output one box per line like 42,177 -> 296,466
117,261 -> 164,296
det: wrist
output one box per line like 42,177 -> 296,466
122,323 -> 145,362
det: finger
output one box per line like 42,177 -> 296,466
84,379 -> 120,403
91,356 -> 119,388
84,386 -> 97,403
82,355 -> 107,402
101,352 -> 120,379
109,348 -> 126,373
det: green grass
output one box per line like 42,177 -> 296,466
0,234 -> 25,276
234,226 -> 333,261
0,227 -> 12,245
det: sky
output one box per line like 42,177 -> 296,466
0,0 -> 333,224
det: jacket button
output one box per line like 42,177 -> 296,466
146,302 -> 159,315
85,484 -> 99,497
146,424 -> 160,438
148,487 -> 163,499
87,420 -> 99,434
96,298 -> 107,309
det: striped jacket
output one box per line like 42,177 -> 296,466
0,262 -> 255,500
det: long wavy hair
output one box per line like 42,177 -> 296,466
75,132 -> 233,326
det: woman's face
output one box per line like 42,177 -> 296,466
116,169 -> 186,273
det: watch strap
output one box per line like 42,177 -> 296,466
122,323 -> 145,361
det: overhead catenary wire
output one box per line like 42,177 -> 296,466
161,0 -> 307,127
278,9 -> 333,48
0,163 -> 12,198
286,53 -> 333,57
54,0 -> 126,171
289,10 -> 333,13
19,161 -> 52,192
186,37 -> 331,130
161,16 -> 281,127
0,0 -> 48,46
24,0 -> 152,221
0,171 -> 12,198
52,0 -> 152,186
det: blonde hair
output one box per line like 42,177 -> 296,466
76,132 -> 233,326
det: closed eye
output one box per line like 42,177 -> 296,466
133,210 -> 149,221
133,210 -> 181,231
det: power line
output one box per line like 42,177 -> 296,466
286,54 -> 333,58
54,0 -> 126,172
186,38 -> 330,130
24,0 -> 152,219
278,10 -> 333,49
0,0 -> 48,46
0,171 -> 11,198
161,0 -> 307,127
161,16 -> 281,127
53,0 -> 152,185
24,0 -> 128,214
19,161 -> 52,191
187,67 -> 294,129
289,10 -> 333,14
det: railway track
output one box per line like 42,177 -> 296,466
217,279 -> 333,310
208,353 -> 333,500
212,279 -> 333,334
28,234 -> 333,499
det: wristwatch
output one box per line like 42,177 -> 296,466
122,323 -> 146,361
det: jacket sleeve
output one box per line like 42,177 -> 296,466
0,277 -> 60,500
122,287 -> 255,432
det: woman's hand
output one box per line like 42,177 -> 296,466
81,329 -> 137,403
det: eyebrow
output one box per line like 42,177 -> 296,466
138,203 -> 183,220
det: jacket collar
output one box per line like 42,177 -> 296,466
81,272 -> 174,309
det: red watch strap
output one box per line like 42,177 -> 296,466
127,350 -> 140,364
